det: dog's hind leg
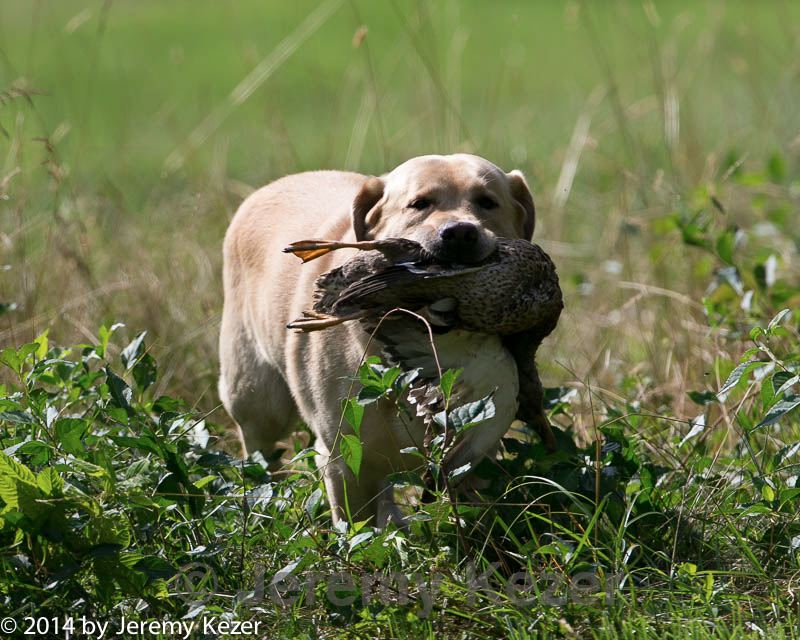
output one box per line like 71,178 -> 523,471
219,318 -> 299,459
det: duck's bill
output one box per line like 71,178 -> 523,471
283,240 -> 380,263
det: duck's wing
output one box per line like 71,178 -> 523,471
334,263 -> 482,308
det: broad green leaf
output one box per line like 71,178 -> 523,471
55,418 -> 88,455
0,410 -> 37,425
448,462 -> 472,480
0,451 -> 36,486
357,385 -> 385,405
767,308 -> 791,332
435,393 -> 496,433
687,390 -> 717,406
133,556 -> 177,580
381,367 -> 402,389
340,434 -> 363,477
110,434 -> 163,457
88,515 -> 132,548
719,360 -> 766,397
439,368 -> 462,405
0,348 -> 21,374
36,467 -> 64,496
132,354 -> 158,391
17,342 -> 39,362
0,453 -> 45,520
775,374 -> 799,397
34,330 -> 49,360
715,228 -> 736,265
105,367 -> 132,411
304,488 -> 324,519
386,471 -> 425,488
120,331 -> 147,369
246,483 -> 273,510
342,397 -> 364,436
349,530 -> 374,551
755,395 -> 800,430
680,415 -> 706,447
98,322 -> 124,358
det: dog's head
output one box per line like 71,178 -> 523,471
352,154 -> 536,263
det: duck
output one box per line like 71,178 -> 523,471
283,238 -> 562,336
283,237 -> 563,451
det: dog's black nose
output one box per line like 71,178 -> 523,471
439,221 -> 479,246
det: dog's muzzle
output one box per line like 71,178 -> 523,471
436,221 -> 483,263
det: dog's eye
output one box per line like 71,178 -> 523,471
475,195 -> 499,210
408,197 -> 433,210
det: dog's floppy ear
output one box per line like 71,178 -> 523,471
507,170 -> 536,240
352,176 -> 385,241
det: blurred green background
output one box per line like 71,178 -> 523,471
1,1 -> 798,427
3,2 -> 798,195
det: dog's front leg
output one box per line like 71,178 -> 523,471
315,447 -> 399,526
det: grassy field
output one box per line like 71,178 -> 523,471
1,1 -> 800,638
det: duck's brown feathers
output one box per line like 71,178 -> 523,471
283,237 -> 562,451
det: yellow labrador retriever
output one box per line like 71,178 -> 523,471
219,154 -> 537,526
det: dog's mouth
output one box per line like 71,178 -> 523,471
422,237 -> 496,265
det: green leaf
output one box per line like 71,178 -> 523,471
767,308 -> 791,332
688,390 -> 717,406
98,322 -> 124,358
340,434 -> 363,478
132,353 -> 157,391
0,451 -> 36,487
715,228 -> 736,265
17,440 -> 52,465
246,484 -> 273,510
387,471 -> 425,488
0,348 -> 22,374
110,434 -> 163,456
775,374 -> 799,397
152,395 -> 185,413
0,410 -> 37,425
448,462 -> 472,480
133,556 -> 177,581
719,360 -> 766,397
680,415 -> 706,447
435,393 -> 496,433
381,367 -> 402,389
105,367 -> 132,412
755,395 -> 800,430
349,530 -> 373,552
304,488 -> 324,519
36,467 -> 64,496
439,368 -> 462,405
55,418 -> 88,455
357,385 -> 385,405
120,331 -> 147,369
342,397 -> 364,436
0,452 -> 44,519
34,330 -> 49,360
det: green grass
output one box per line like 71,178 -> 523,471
1,1 -> 800,638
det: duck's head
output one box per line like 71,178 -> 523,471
351,154 -> 536,264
